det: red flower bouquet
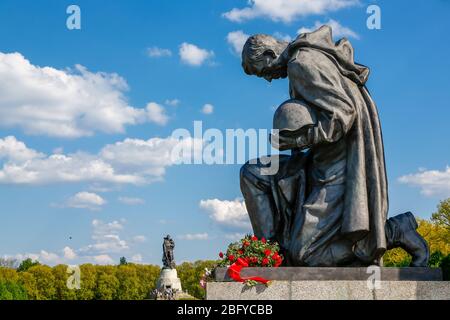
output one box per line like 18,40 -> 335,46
217,235 -> 283,286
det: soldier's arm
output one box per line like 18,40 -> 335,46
285,49 -> 357,148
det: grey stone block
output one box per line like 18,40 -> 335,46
206,281 -> 450,300
213,267 -> 442,281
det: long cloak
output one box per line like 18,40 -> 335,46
286,25 -> 388,263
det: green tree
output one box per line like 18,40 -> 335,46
417,218 -> 450,254
52,265 -> 78,300
383,248 -> 411,267
19,271 -> 38,299
0,280 -> 27,300
115,265 -> 141,300
0,267 -> 20,282
95,265 -> 119,300
17,258 -> 40,272
432,198 -> 450,230
134,264 -> 160,299
26,265 -> 56,300
119,257 -> 127,265
177,260 -> 217,299
77,264 -> 97,300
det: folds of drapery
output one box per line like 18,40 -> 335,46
284,25 -> 389,263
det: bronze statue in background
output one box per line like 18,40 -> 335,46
162,234 -> 176,269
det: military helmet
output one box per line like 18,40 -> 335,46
273,99 -> 316,135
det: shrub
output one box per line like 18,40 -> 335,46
177,260 -> 217,300
0,280 -> 27,300
17,258 -> 40,272
440,254 -> 450,281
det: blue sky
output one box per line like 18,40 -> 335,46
0,0 -> 449,266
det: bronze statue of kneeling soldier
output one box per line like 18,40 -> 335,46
239,26 -> 429,267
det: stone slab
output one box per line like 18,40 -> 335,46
213,267 -> 442,281
206,281 -> 450,300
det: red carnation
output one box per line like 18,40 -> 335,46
264,249 -> 272,257
243,241 -> 250,247
274,259 -> 282,267
250,257 -> 258,264
228,255 -> 235,262
219,252 -> 224,258
261,237 -> 266,243
251,236 -> 258,241
262,258 -> 269,266
238,250 -> 243,255
273,254 -> 282,267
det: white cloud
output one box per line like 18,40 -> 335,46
223,0 -> 358,23
13,253 -> 40,263
80,219 -> 128,254
0,136 -> 43,162
225,233 -> 246,241
53,147 -> 64,154
0,136 -> 139,184
199,198 -> 251,230
63,246 -> 77,260
99,136 -> 202,182
145,102 -> 169,126
131,254 -> 143,263
67,191 -> 106,210
146,46 -> 172,57
201,104 -> 214,115
133,235 -> 147,243
0,135 -> 202,185
93,254 -> 114,265
179,43 -> 214,66
88,184 -> 116,193
165,99 -> 180,107
398,166 -> 450,197
273,32 -> 292,42
14,250 -> 61,265
298,19 -> 359,39
0,52 -> 169,137
226,30 -> 249,56
9,218 -> 147,266
118,196 -> 145,205
38,250 -> 60,264
178,233 -> 209,240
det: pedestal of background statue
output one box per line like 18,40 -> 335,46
207,267 -> 449,300
156,267 -> 182,291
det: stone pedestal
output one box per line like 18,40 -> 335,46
156,268 -> 182,291
207,267 -> 450,300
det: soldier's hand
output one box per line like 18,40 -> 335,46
270,133 -> 298,151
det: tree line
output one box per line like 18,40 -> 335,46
0,260 -> 219,300
0,199 -> 449,300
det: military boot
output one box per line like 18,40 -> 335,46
385,212 -> 429,267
